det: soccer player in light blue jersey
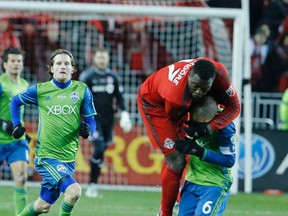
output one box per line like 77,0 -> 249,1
0,46 -> 30,216
10,49 -> 97,216
175,96 -> 236,216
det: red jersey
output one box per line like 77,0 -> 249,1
139,58 -> 240,130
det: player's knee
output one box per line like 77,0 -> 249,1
65,184 -> 81,203
14,171 -> 27,186
165,152 -> 186,172
92,150 -> 104,160
90,156 -> 103,167
66,192 -> 81,204
35,202 -> 52,213
41,203 -> 52,213
92,139 -> 107,153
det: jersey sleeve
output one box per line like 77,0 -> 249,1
18,84 -> 38,105
81,86 -> 97,117
209,63 -> 241,129
83,116 -> 96,135
0,83 -> 2,98
202,122 -> 236,168
10,85 -> 38,126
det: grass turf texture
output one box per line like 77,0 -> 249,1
0,186 -> 287,215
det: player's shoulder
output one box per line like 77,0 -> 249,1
212,61 -> 229,76
220,122 -> 236,134
34,81 -> 48,94
106,69 -> 119,78
73,80 -> 88,88
79,67 -> 95,81
37,80 -> 52,87
0,73 -> 8,82
199,58 -> 227,72
20,78 -> 29,87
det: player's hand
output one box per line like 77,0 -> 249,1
174,138 -> 204,158
184,121 -> 211,138
120,111 -> 132,133
79,122 -> 90,139
0,119 -> 14,135
12,124 -> 26,139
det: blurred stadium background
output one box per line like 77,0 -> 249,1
0,0 -> 288,215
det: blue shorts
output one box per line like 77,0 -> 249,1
179,181 -> 230,216
34,158 -> 77,204
0,140 -> 29,165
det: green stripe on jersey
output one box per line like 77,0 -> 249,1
42,161 -> 62,181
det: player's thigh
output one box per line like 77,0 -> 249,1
179,181 -> 198,216
34,158 -> 76,189
65,182 -> 81,195
149,116 -> 178,153
64,182 -> 82,204
196,185 -> 230,216
34,196 -> 53,212
5,140 -> 29,165
140,114 -> 178,154
103,124 -> 113,144
165,151 -> 186,171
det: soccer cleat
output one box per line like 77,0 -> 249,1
85,184 -> 103,198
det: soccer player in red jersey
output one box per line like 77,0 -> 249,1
137,58 -> 240,216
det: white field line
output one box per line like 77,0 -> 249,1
225,210 -> 286,216
0,180 -> 161,192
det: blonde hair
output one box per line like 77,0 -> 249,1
46,49 -> 76,77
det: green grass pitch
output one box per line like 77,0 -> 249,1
0,185 -> 287,215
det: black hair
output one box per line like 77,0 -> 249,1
1,46 -> 25,71
192,59 -> 216,81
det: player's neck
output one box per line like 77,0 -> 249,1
7,73 -> 20,84
52,78 -> 72,89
